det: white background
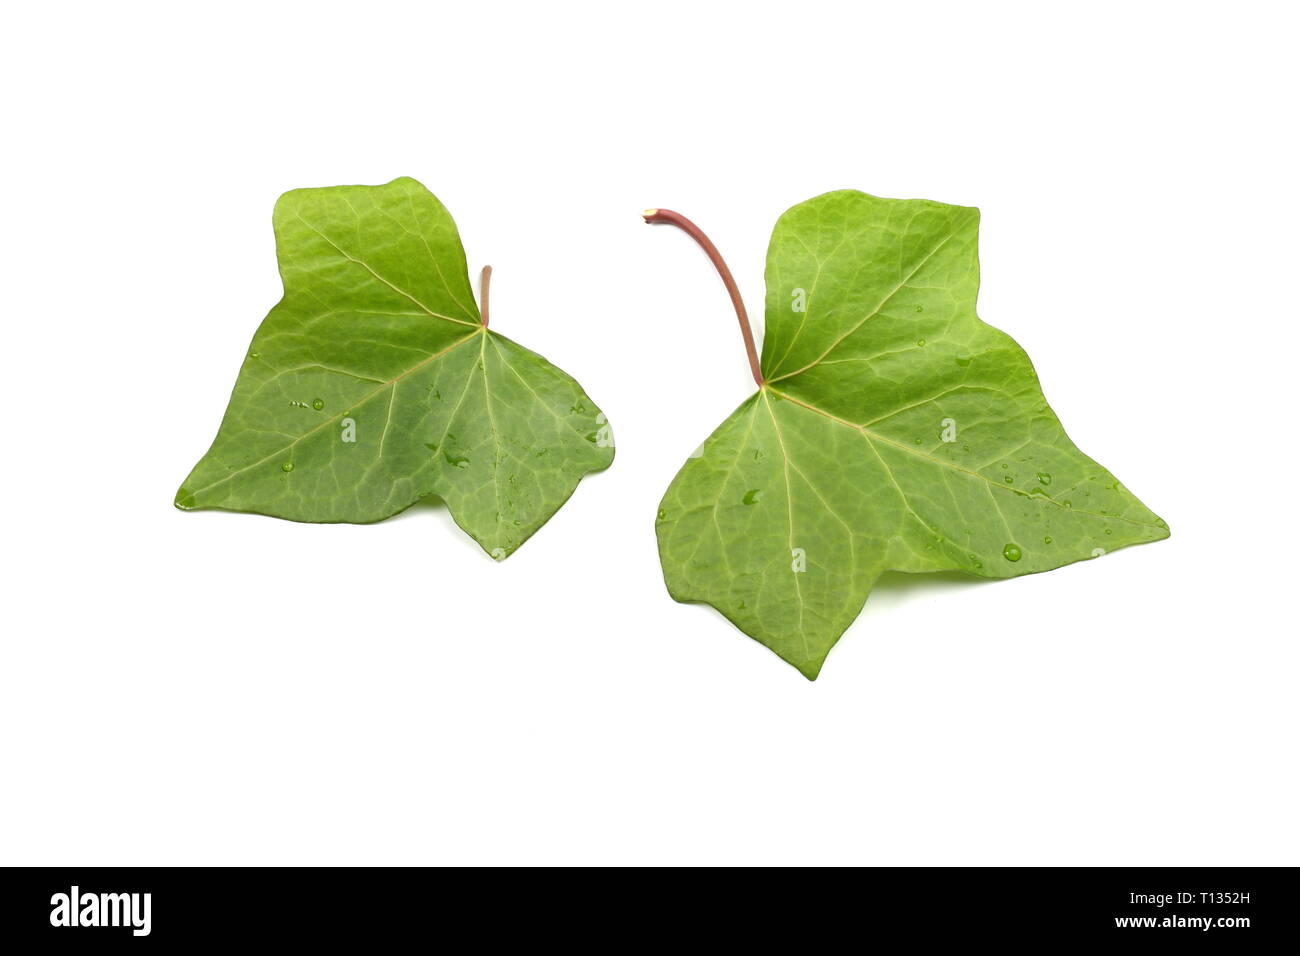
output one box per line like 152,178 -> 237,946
2,1 -> 1296,866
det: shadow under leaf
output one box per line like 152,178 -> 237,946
866,569 -> 996,612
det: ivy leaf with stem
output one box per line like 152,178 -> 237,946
177,177 -> 614,559
645,192 -> 1168,679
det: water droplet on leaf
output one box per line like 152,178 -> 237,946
1002,543 -> 1022,562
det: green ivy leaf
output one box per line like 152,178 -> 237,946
656,190 -> 1168,679
177,177 -> 613,559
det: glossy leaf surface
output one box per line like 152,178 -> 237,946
657,191 -> 1167,678
178,177 -> 613,558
